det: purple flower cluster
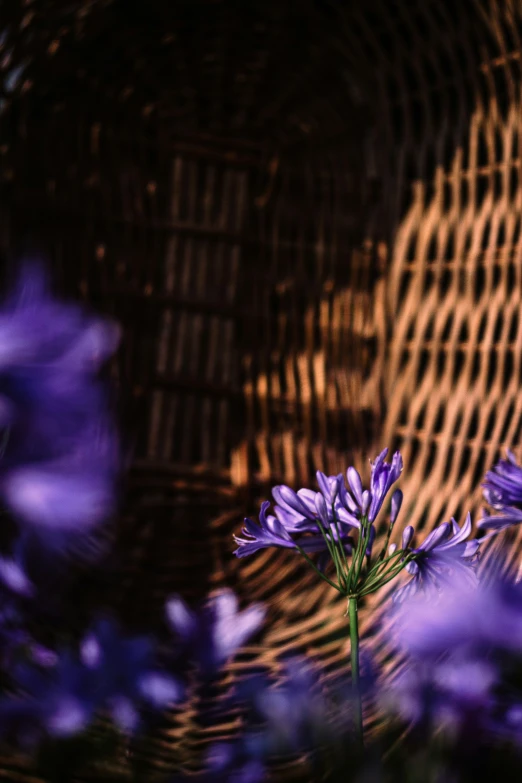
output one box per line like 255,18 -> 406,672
234,450 -> 404,593
0,594 -> 266,748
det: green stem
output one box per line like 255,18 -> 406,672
352,521 -> 372,590
347,516 -> 367,591
315,517 -> 343,583
364,548 -> 405,584
332,513 -> 350,589
358,556 -> 414,597
294,544 -> 342,592
348,596 -> 363,747
376,522 -> 395,562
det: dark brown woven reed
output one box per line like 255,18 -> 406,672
0,0 -> 522,779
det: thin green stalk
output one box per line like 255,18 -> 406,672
316,516 -> 344,584
359,556 -> 415,597
376,522 -> 395,562
348,597 -> 363,747
332,512 -> 350,589
364,548 -> 405,582
294,544 -> 342,592
347,516 -> 367,591
351,520 -> 373,590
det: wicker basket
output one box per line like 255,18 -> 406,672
0,0 -> 521,779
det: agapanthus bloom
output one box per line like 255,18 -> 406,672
0,263 -> 120,543
166,589 -> 265,675
393,515 -> 479,603
234,451 -> 403,574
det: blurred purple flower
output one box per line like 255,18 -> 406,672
166,589 -> 264,675
393,514 -> 480,603
203,743 -> 265,783
483,450 -> 522,509
0,262 -> 120,542
253,659 -> 332,751
170,743 -> 265,783
478,505 -> 522,533
0,615 -> 181,746
386,574 -> 522,743
80,617 -> 182,732
3,421 -> 119,533
478,450 -> 522,537
0,649 -> 96,747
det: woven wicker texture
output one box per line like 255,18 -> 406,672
0,0 -> 521,779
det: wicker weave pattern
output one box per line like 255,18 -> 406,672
373,0 -> 522,543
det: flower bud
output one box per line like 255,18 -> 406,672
347,467 -> 364,507
390,489 -> 403,525
401,525 -> 415,550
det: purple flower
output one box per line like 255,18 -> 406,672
233,500 -> 351,559
0,263 -> 120,543
478,450 -> 522,536
393,514 -> 480,603
478,505 -> 522,533
368,449 -> 403,522
79,617 -> 182,732
233,451 -> 405,595
344,450 -> 402,523
386,574 -> 522,742
483,450 -> 522,509
0,650 -> 95,746
170,743 -> 265,783
272,473 -> 357,533
232,656 -> 354,758
203,744 -> 265,783
390,489 -> 403,525
3,421 -> 119,535
0,613 -> 182,747
251,659 -> 334,751
166,589 -> 265,675
386,655 -> 497,734
0,263 -> 118,370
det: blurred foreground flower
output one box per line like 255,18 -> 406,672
0,616 -> 182,747
166,589 -> 265,676
0,263 -> 120,546
479,450 -> 522,533
387,570 -> 522,746
392,514 -> 479,603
